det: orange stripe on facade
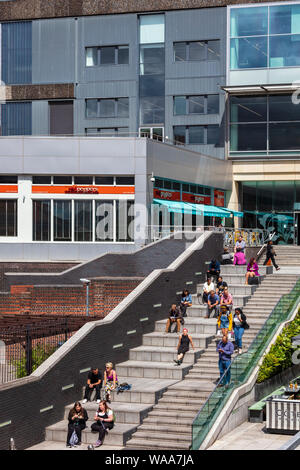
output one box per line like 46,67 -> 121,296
0,185 -> 18,193
32,185 -> 135,195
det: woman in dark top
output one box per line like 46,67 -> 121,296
174,328 -> 195,365
233,308 -> 249,354
263,240 -> 280,271
66,401 -> 88,448
91,400 -> 114,447
179,289 -> 192,318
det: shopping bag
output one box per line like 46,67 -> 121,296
69,429 -> 78,446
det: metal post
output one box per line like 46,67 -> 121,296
86,283 -> 89,317
25,327 -> 32,376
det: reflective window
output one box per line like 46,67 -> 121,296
207,125 -> 220,145
189,126 -> 204,144
100,46 -> 116,65
86,98 -> 129,118
116,200 -> 134,242
230,123 -> 267,151
230,7 -> 268,37
95,177 -> 114,185
33,200 -> 51,241
230,37 -> 267,69
74,177 -> 93,185
270,5 -> 300,35
100,99 -> 115,117
207,40 -> 220,61
269,123 -> 300,151
269,35 -> 300,67
1,102 -> 32,136
86,47 -> 98,67
118,98 -> 129,117
95,200 -> 114,241
189,96 -> 205,114
1,21 -> 32,84
139,14 -> 165,44
140,44 -> 165,75
86,127 -> 129,136
174,42 -> 186,62
74,200 -> 92,242
118,46 -> 129,65
174,96 -> 186,115
140,96 -> 165,124
54,200 -> 72,241
230,96 -> 267,122
86,46 -> 129,66
269,95 -> 300,121
0,199 -> 17,237
174,40 -> 220,62
0,176 -> 17,184
174,125 -> 221,146
207,95 -> 219,114
189,41 -> 206,61
32,176 -> 51,185
174,126 -> 186,145
86,99 -> 98,118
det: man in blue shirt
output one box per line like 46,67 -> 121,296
206,290 -> 220,318
216,335 -> 234,387
180,289 -> 192,317
207,259 -> 221,283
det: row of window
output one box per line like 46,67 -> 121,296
154,178 -> 211,196
85,40 -> 220,67
0,199 -> 134,242
86,98 -> 129,119
174,125 -> 220,146
0,176 -> 135,185
85,127 -> 129,136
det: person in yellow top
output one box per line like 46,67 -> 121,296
217,305 -> 233,337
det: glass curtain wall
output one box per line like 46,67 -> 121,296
139,15 -> 165,126
1,21 -> 32,84
230,95 -> 300,154
230,5 -> 300,69
241,181 -> 297,244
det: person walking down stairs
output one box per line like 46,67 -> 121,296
174,328 -> 195,366
263,240 -> 280,271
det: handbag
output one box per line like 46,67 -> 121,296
69,429 -> 79,446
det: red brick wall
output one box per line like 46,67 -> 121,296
0,278 -> 142,317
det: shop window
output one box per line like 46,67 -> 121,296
33,200 -> 51,241
0,199 -> 17,237
95,200 -> 114,241
74,200 -> 93,242
53,200 -> 72,241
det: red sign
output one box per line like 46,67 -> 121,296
214,190 -> 225,207
65,186 -> 99,194
153,188 -> 180,201
182,193 -> 211,205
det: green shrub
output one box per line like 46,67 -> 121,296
11,342 -> 57,379
257,312 -> 300,383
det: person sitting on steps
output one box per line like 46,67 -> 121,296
66,401 -> 88,448
202,277 -> 215,304
174,328 -> 195,366
91,400 -> 114,448
179,289 -> 192,318
245,257 -> 260,285
216,276 -> 228,296
165,303 -> 182,334
206,290 -> 220,318
82,367 -> 102,404
103,362 -> 118,403
206,258 -> 221,283
233,247 -> 247,266
220,287 -> 233,313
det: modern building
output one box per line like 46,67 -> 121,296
1,0 -> 300,258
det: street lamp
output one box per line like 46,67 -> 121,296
80,279 -> 91,317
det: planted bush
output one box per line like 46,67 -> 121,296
257,312 -> 300,383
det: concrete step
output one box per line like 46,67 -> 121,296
154,402 -> 203,413
116,361 -> 193,380
157,396 -> 205,407
162,389 -> 210,400
142,332 -> 214,349
155,318 -> 217,335
220,265 -> 273,274
128,430 -> 192,443
46,420 -> 137,446
129,346 -> 203,363
64,402 -> 153,425
126,437 -> 190,450
139,422 -> 192,434
148,409 -> 197,419
109,377 -> 177,405
220,274 -> 266,285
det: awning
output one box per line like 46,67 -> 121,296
153,199 -> 232,217
221,83 -> 299,95
222,208 -> 244,218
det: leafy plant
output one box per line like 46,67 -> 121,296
257,312 -> 300,383
11,342 -> 58,379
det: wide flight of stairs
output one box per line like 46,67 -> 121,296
35,262 -> 299,450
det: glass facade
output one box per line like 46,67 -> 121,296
139,15 -> 165,126
174,125 -> 220,146
1,102 -> 32,136
241,181 -> 300,244
230,95 -> 300,153
230,5 -> 300,69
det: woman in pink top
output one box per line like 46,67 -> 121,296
233,248 -> 247,265
245,257 -> 259,285
103,362 -> 118,403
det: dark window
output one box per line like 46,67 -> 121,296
0,199 -> 17,236
74,200 -> 93,242
32,176 -> 51,185
33,200 -> 51,241
230,96 -> 267,123
172,182 -> 180,191
155,178 -> 163,188
116,177 -> 135,185
118,46 -> 129,65
140,44 -> 165,75
54,200 -> 72,241
53,176 -> 72,185
100,99 -> 115,117
174,42 -> 186,61
0,176 -> 17,184
1,102 -> 32,136
269,123 -> 300,150
269,95 -> 300,121
189,96 -> 205,114
95,177 -> 114,185
100,46 -> 116,65
230,123 -> 267,151
174,126 -> 186,145
207,95 -> 219,114
207,125 -> 220,145
174,96 -> 186,115
174,40 -> 220,62
182,184 -> 189,192
163,180 -> 172,190
190,185 -> 197,194
189,126 -> 204,145
49,101 -> 73,136
74,177 -> 93,185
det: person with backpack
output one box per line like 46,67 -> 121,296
233,308 -> 249,354
263,240 -> 280,271
91,400 -> 114,448
217,305 -> 233,337
66,401 -> 88,448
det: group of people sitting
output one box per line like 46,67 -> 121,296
66,363 -> 118,448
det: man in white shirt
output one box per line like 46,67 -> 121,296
202,278 -> 215,304
234,235 -> 246,253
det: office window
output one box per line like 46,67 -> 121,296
116,200 -> 134,242
86,98 -> 129,118
174,95 -> 219,115
174,125 -> 221,146
53,176 -> 72,185
32,176 -> 51,185
230,7 -> 268,37
95,177 -> 114,185
139,14 -> 165,44
174,40 -> 220,62
74,177 -> 93,185
74,200 -> 92,242
140,44 -> 165,75
1,21 -> 32,84
173,126 -> 186,145
95,200 -> 114,241
189,126 -> 204,145
140,95 -> 165,125
207,125 -> 220,145
230,94 -> 300,152
189,96 -> 205,114
33,200 -> 51,241
116,177 -> 135,185
207,95 -> 219,114
174,96 -> 186,115
86,127 -> 129,136
0,200 -> 17,236
86,46 -> 129,67
1,102 -> 32,136
54,200 -> 72,241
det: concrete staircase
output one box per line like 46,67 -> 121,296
34,263 -> 299,450
267,245 -> 300,267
